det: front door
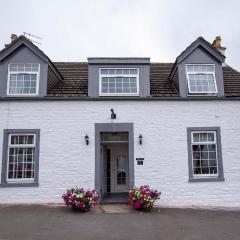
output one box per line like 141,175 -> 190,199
111,145 -> 129,192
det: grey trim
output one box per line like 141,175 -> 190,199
187,127 -> 224,182
0,129 -> 40,187
95,123 -> 134,196
88,58 -> 150,64
189,178 -> 224,183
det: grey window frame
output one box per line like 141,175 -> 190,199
99,68 -> 140,96
7,63 -> 40,96
0,129 -> 40,187
187,127 -> 224,182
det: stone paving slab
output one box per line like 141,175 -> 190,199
100,204 -> 133,213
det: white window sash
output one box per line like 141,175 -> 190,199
186,64 -> 218,95
99,68 -> 139,96
191,131 -> 219,177
7,63 -> 40,96
7,134 -> 36,182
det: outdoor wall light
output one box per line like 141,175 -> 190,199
139,134 -> 143,145
111,109 -> 116,119
85,134 -> 89,145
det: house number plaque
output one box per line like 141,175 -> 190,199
136,158 -> 144,165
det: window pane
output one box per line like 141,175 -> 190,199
207,65 -> 214,72
207,133 -> 214,141
116,69 -> 122,74
192,133 -> 200,142
209,152 -> 216,160
202,167 -> 210,174
101,69 -> 108,74
10,64 -> 18,71
193,160 -> 201,167
130,69 -> 137,74
208,144 -> 216,151
31,64 -> 39,71
193,151 -> 200,160
187,65 -> 194,72
194,168 -> 201,174
25,64 -> 31,71
210,167 -> 217,174
18,64 -> 24,71
109,69 -> 115,74
199,133 -> 208,142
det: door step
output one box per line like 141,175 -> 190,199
100,192 -> 129,204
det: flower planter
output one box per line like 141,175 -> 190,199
128,185 -> 161,212
62,187 -> 99,213
71,205 -> 90,213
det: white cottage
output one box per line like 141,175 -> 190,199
0,35 -> 240,208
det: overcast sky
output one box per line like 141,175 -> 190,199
1,0 -> 240,70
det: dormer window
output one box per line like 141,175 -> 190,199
186,64 -> 217,95
99,68 -> 139,96
7,63 -> 40,96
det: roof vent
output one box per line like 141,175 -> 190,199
10,34 -> 17,42
212,36 -> 226,57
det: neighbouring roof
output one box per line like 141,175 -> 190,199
48,62 -> 240,97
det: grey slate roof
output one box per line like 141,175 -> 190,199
223,66 -> 240,97
2,36 -> 240,98
48,62 -> 240,97
48,62 -> 88,96
150,63 -> 178,96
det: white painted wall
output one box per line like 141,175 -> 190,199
0,100 -> 240,208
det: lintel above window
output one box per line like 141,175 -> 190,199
186,64 -> 218,95
99,68 -> 139,96
7,63 -> 40,96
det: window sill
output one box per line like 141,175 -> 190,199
187,93 -> 218,97
189,177 -> 225,183
6,95 -> 39,97
0,182 -> 39,187
99,94 -> 140,97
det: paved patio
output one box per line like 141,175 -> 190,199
0,204 -> 240,240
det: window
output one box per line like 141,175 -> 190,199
99,68 -> 139,95
186,64 -> 217,94
7,63 -> 40,95
1,129 -> 40,187
187,127 -> 224,182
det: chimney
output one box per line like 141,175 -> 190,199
212,36 -> 226,57
10,34 -> 17,42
